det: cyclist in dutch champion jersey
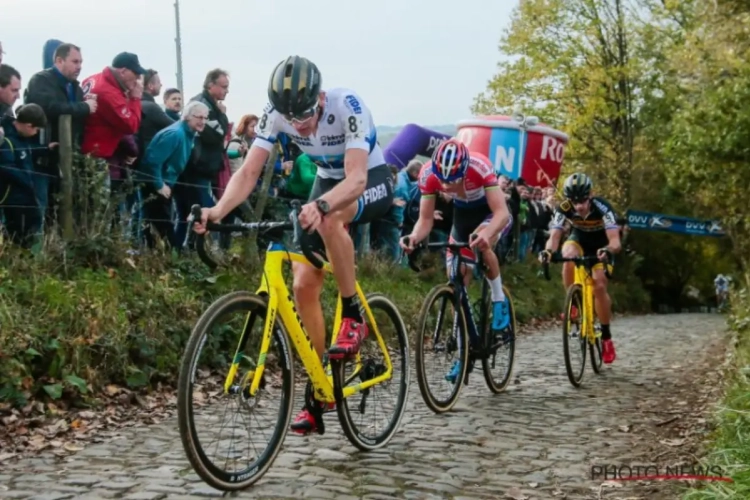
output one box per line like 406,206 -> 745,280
194,55 -> 394,434
538,172 -> 622,364
400,139 -> 513,383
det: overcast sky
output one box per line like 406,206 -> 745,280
2,0 -> 515,126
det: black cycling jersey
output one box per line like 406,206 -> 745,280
550,197 -> 619,255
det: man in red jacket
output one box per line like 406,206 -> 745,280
80,52 -> 145,232
81,52 -> 144,167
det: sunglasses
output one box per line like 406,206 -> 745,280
569,198 -> 589,205
284,104 -> 318,124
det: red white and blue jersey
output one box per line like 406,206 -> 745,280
417,152 -> 499,208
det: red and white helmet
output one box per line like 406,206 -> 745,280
431,139 -> 470,182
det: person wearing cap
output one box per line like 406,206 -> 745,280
80,52 -> 144,179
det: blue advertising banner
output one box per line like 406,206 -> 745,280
625,210 -> 726,237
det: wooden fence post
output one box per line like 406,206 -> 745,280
57,115 -> 74,240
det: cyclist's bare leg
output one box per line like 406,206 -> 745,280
593,266 -> 616,363
317,203 -> 358,297
592,268 -> 612,324
291,201 -> 359,357
480,237 -> 501,280
292,263 -> 326,358
289,201 -> 359,433
315,201 -> 371,361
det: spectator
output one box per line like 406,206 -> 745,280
0,64 -> 21,118
515,178 -> 535,261
24,42 -> 94,224
163,88 -> 182,120
495,175 -> 520,261
139,101 -> 207,248
0,104 -> 49,248
530,186 -> 549,253
81,52 -> 144,175
374,160 -> 421,262
138,69 -> 174,154
227,113 -> 257,173
174,68 -> 229,247
402,159 -> 425,236
81,52 -> 144,229
368,165 -> 410,262
282,152 -> 317,201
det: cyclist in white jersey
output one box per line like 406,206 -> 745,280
193,55 -> 394,435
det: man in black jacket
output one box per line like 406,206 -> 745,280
0,63 -> 21,119
24,43 -> 95,223
173,68 -> 229,248
139,69 -> 174,153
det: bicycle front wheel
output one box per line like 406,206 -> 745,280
177,292 -> 294,491
332,293 -> 410,451
415,284 -> 470,413
482,286 -> 517,394
562,285 -> 587,387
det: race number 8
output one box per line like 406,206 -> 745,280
259,113 -> 268,130
348,116 -> 358,133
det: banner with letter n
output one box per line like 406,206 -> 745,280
625,210 -> 726,238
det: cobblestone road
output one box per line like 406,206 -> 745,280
0,313 -> 727,500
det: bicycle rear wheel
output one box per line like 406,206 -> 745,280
177,292 -> 294,491
415,284 -> 470,413
332,293 -> 410,451
482,286 -> 517,393
562,285 -> 587,388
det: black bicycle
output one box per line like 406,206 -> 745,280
405,237 -> 517,413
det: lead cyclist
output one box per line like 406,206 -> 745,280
193,56 -> 394,434
400,139 -> 513,383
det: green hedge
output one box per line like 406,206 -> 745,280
0,244 -> 650,408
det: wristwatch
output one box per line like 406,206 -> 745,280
315,199 -> 330,217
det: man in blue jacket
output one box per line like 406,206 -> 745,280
0,104 -> 49,248
138,100 -> 207,249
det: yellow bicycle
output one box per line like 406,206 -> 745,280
177,202 -> 410,491
542,254 -> 609,387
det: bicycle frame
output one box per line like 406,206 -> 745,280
448,252 -> 486,348
573,263 -> 597,344
225,241 -> 394,404
420,244 -> 492,356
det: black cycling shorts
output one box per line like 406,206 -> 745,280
448,204 -> 513,262
304,164 -> 394,255
308,164 -> 394,224
563,230 -> 615,271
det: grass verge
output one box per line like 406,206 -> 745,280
0,240 -> 650,410
683,284 -> 750,499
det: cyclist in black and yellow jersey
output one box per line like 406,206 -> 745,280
538,173 -> 622,363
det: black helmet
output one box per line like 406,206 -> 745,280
563,172 -> 592,201
267,56 -> 322,117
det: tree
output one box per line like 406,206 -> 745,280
473,0 -> 641,208
662,0 -> 750,278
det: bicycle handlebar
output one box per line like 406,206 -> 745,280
403,234 -> 481,273
540,254 -> 612,281
189,200 -> 327,270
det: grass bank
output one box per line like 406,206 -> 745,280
683,283 -> 750,499
0,242 -> 650,409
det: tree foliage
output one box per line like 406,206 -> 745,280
476,0 -> 749,294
